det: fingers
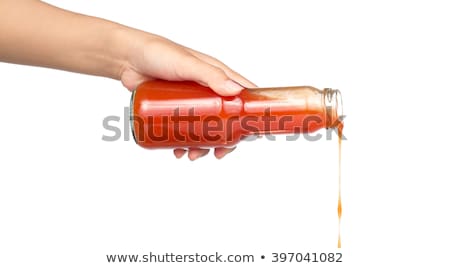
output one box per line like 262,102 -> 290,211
173,148 -> 187,159
178,56 -> 244,96
186,48 -> 257,88
174,148 -> 208,161
214,147 -> 236,159
173,147 -> 236,160
188,148 -> 209,161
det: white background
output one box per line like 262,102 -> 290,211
1,0 -> 449,267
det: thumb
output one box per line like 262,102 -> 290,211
180,56 -> 244,96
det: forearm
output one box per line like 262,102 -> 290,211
0,0 -> 134,79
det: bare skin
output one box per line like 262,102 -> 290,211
0,0 -> 256,160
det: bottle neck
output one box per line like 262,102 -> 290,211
324,88 -> 343,128
237,86 -> 342,135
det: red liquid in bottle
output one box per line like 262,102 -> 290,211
131,80 -> 340,149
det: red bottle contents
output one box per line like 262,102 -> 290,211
131,80 -> 340,149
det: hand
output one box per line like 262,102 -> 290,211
0,1 -> 255,161
119,32 -> 256,160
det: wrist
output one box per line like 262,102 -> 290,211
109,25 -> 152,80
101,24 -> 134,80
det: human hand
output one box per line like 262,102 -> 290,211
119,31 -> 256,160
0,1 -> 255,160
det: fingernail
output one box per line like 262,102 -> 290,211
224,146 -> 236,156
189,150 -> 209,161
174,149 -> 187,159
215,147 -> 236,159
224,80 -> 244,94
197,150 -> 209,159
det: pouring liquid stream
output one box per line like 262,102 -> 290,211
337,121 -> 343,248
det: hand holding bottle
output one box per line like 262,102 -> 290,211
118,33 -> 256,160
0,0 -> 256,160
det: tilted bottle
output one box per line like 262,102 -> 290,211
130,80 -> 342,149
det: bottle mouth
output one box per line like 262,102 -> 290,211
324,88 -> 343,128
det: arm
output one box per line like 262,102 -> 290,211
0,0 -> 256,159
0,0 -> 126,79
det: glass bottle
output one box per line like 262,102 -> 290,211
130,80 -> 342,149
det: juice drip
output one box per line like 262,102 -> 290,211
337,121 -> 343,248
